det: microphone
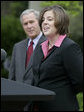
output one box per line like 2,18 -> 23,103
1,49 -> 7,61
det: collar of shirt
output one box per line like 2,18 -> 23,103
27,32 -> 42,50
41,34 -> 66,58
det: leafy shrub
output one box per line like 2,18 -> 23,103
1,16 -> 26,56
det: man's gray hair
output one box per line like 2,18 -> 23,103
20,9 -> 40,24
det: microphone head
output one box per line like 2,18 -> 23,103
1,49 -> 7,61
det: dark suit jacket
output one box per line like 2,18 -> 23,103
32,37 -> 83,111
9,34 -> 46,84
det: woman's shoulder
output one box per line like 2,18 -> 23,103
60,36 -> 81,53
62,36 -> 76,46
61,36 -> 79,48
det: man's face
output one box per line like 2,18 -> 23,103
22,13 -> 41,39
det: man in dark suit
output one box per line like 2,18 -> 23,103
9,9 -> 46,84
8,9 -> 46,111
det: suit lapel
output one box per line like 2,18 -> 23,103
23,35 -> 46,79
33,45 -> 44,72
26,35 -> 46,69
35,46 -> 57,67
24,52 -> 33,75
38,35 -> 46,44
32,45 -> 57,85
42,46 -> 56,61
32,35 -> 46,71
20,39 -> 29,77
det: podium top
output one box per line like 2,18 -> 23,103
1,78 -> 56,101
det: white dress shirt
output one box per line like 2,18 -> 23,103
27,32 -> 42,50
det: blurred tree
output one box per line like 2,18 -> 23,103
1,1 -> 28,78
10,1 -> 29,17
1,1 -> 12,16
1,1 -> 28,17
41,1 -> 83,16
1,16 -> 26,56
1,1 -> 28,56
69,10 -> 83,50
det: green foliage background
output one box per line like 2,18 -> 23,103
1,1 -> 83,111
1,16 -> 26,56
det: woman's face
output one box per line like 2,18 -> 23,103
42,10 -> 57,37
